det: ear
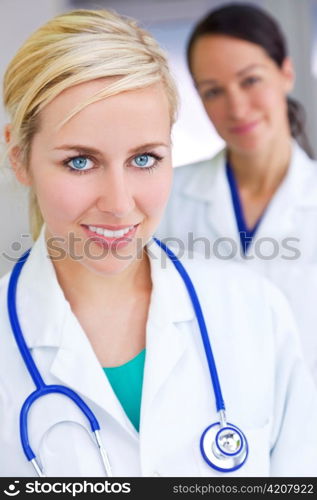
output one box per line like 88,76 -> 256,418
280,57 -> 295,94
4,124 -> 32,186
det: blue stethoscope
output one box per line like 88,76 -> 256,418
7,238 -> 248,477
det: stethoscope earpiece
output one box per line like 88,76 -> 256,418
200,422 -> 248,472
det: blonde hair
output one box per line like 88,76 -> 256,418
3,9 -> 179,240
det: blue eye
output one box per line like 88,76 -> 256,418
67,156 -> 93,171
132,154 -> 155,168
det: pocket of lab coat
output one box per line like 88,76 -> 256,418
195,421 -> 271,477
38,420 -> 106,477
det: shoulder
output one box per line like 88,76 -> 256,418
172,149 -> 225,191
177,251 -> 300,351
177,249 -> 282,308
291,144 -> 317,207
293,142 -> 317,180
185,250 -> 295,323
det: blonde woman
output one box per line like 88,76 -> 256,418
0,9 -> 316,477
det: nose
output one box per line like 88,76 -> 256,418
226,89 -> 249,121
96,168 -> 135,217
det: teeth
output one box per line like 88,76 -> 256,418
88,225 -> 134,238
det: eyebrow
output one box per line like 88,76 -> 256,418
196,64 -> 266,87
53,142 -> 169,156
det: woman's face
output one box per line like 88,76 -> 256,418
190,35 -> 294,155
18,80 -> 172,275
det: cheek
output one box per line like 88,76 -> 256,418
32,172 -> 93,223
204,101 -> 227,129
253,85 -> 287,116
135,166 -> 172,218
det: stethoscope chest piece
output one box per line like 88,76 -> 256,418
200,422 -> 248,472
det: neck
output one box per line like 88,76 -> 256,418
228,136 -> 292,195
49,243 -> 152,311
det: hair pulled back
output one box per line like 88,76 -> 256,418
187,3 -> 313,158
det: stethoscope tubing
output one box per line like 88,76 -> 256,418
20,385 -> 100,460
7,248 -> 45,390
7,248 -> 102,463
7,238 -> 247,475
153,238 -> 225,412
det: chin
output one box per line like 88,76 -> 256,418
230,135 -> 268,156
82,256 -> 137,277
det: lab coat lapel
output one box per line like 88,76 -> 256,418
182,149 -> 241,258
141,320 -> 187,419
49,307 -> 136,436
205,152 -> 240,245
181,143 -> 317,261
140,242 -> 194,419
246,142 -> 317,252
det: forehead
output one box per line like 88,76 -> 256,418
40,79 -> 167,126
34,80 -> 171,148
191,35 -> 272,78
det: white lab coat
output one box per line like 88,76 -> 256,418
0,228 -> 317,477
156,141 -> 317,384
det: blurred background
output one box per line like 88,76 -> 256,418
1,0 -> 317,274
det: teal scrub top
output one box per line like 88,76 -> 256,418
103,349 -> 146,432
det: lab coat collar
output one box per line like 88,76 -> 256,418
181,141 -> 317,207
247,141 -> 317,246
18,229 -> 195,346
288,141 -> 317,208
182,149 -> 225,204
16,225 -> 68,349
16,228 -> 195,433
182,148 -> 239,243
145,238 -> 194,326
180,141 -> 317,250
260,140 -> 317,209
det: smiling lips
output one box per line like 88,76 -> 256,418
83,224 -> 138,248
229,119 -> 260,135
